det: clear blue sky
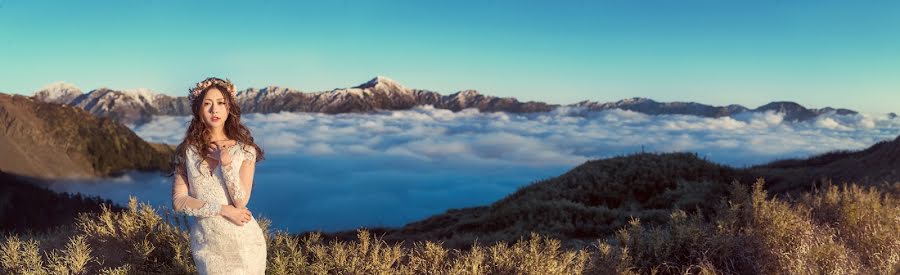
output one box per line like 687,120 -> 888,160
1,0 -> 898,113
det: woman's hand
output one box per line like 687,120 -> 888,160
207,140 -> 237,167
220,204 -> 253,226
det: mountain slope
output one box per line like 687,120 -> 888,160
0,93 -> 173,178
387,153 -> 745,244
752,135 -> 900,193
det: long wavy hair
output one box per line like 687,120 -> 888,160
170,77 -> 264,177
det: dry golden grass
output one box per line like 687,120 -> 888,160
2,180 -> 898,275
590,180 -> 899,275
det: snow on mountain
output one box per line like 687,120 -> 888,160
327,76 -> 414,99
237,86 -> 298,102
122,87 -> 165,105
354,75 -> 409,93
33,82 -> 83,104
445,90 -> 484,108
27,76 -> 876,125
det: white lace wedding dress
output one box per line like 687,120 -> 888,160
172,142 -> 267,274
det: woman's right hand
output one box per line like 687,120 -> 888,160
220,204 -> 252,226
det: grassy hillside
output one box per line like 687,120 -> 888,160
0,93 -> 173,178
751,135 -> 900,194
1,180 -> 896,274
389,153 -> 746,246
0,171 -> 123,234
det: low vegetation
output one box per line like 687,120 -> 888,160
2,178 -> 896,274
390,153 -> 747,246
0,171 -> 121,233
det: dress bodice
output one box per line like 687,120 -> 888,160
184,142 -> 253,207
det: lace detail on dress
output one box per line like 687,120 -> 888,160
221,161 -> 245,203
243,145 -> 257,161
196,153 -> 214,178
226,145 -> 257,204
193,144 -> 255,206
180,200 -> 222,217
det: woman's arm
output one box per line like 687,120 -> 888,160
171,164 -> 222,217
221,145 -> 256,209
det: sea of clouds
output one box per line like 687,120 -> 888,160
135,106 -> 900,167
48,106 -> 899,232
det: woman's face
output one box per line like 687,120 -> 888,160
200,88 -> 229,129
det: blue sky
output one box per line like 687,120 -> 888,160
1,0 -> 898,113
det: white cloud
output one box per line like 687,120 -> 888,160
133,107 -> 900,168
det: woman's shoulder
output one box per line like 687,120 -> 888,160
182,143 -> 203,155
234,141 -> 258,161
175,142 -> 197,157
239,141 -> 256,155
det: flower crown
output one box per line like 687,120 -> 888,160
188,77 -> 237,103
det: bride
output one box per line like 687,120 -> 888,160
170,77 -> 267,274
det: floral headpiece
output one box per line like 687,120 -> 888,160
188,77 -> 237,103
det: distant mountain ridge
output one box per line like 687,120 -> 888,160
31,76 -> 873,125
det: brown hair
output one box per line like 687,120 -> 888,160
170,77 -> 264,177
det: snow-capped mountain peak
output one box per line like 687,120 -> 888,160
617,97 -> 653,104
124,87 -> 162,101
235,86 -> 298,105
257,86 -> 292,97
33,81 -> 83,103
354,76 -> 409,93
451,90 -> 482,104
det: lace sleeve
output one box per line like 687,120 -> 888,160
172,165 -> 221,217
221,162 -> 245,205
221,145 -> 256,208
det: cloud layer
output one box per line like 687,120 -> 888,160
136,106 -> 900,167
88,107 -> 900,232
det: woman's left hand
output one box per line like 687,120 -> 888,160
207,140 -> 237,166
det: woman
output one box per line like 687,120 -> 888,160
170,77 -> 267,274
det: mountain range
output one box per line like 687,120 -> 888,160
29,76 -> 885,125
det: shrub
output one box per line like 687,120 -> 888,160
2,180 -> 898,275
